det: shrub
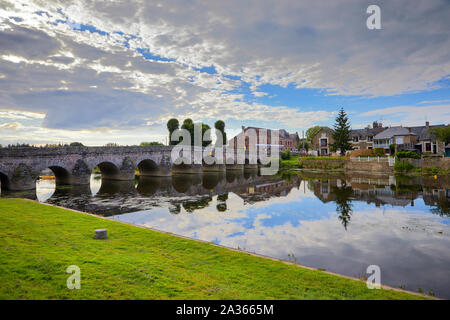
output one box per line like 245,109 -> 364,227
373,147 -> 385,157
140,141 -> 164,146
396,151 -> 420,159
350,149 -> 374,157
389,144 -> 396,154
394,160 -> 414,173
69,142 -> 84,147
281,149 -> 291,160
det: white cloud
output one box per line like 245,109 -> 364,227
360,104 -> 450,126
0,0 -> 449,144
0,121 -> 22,130
0,109 -> 45,120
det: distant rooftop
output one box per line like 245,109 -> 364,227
374,126 -> 414,140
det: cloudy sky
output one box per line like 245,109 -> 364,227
0,0 -> 449,146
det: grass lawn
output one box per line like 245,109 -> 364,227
280,157 -> 302,168
0,198 -> 428,300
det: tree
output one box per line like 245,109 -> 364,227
306,126 -> 330,142
140,141 -> 164,146
180,119 -> 212,146
69,142 -> 84,147
201,123 -> 212,147
297,139 -> 310,151
166,118 -> 179,145
330,107 -> 353,156
429,126 -> 450,144
214,120 -> 227,146
181,118 -> 194,145
105,143 -> 119,147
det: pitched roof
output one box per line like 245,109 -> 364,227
350,127 -> 385,139
409,124 -> 445,141
315,127 -> 334,135
373,126 -> 414,140
240,127 -> 298,140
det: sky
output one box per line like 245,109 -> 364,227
0,0 -> 449,146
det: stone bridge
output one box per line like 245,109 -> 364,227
0,146 -> 262,191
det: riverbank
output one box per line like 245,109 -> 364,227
280,157 -> 450,177
0,198 -> 429,300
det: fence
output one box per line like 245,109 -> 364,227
350,156 -> 395,166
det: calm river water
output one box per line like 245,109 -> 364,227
4,170 -> 450,298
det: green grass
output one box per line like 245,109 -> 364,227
0,199 -> 428,300
280,157 -> 303,169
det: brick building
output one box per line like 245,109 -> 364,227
229,126 -> 300,151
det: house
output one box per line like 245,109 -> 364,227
349,121 -> 385,150
229,126 -> 299,151
279,129 -> 300,151
409,122 -> 446,155
311,127 -> 334,156
373,126 -> 417,154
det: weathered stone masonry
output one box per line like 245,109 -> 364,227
0,146 -> 258,191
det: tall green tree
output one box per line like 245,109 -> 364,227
201,123 -> 212,147
330,107 -> 353,156
180,119 -> 212,146
214,120 -> 227,146
167,118 -> 179,145
181,118 -> 194,145
429,126 -> 450,144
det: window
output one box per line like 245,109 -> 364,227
321,148 -> 328,155
320,138 -> 327,146
368,136 -> 373,141
425,142 -> 431,152
353,136 -> 359,142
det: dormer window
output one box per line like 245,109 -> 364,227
353,136 -> 359,142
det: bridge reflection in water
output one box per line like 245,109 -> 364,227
3,171 -> 448,221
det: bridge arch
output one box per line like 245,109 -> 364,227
45,166 -> 72,185
95,161 -> 121,180
0,171 -> 10,192
137,159 -> 159,176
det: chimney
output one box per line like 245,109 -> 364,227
409,128 -> 412,133
373,121 -> 378,128
242,126 -> 246,132
425,121 -> 429,128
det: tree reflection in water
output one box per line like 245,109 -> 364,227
216,193 -> 228,212
182,196 -> 213,213
431,199 -> 450,217
332,181 -> 354,230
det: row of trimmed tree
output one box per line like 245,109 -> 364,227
167,118 -> 227,147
